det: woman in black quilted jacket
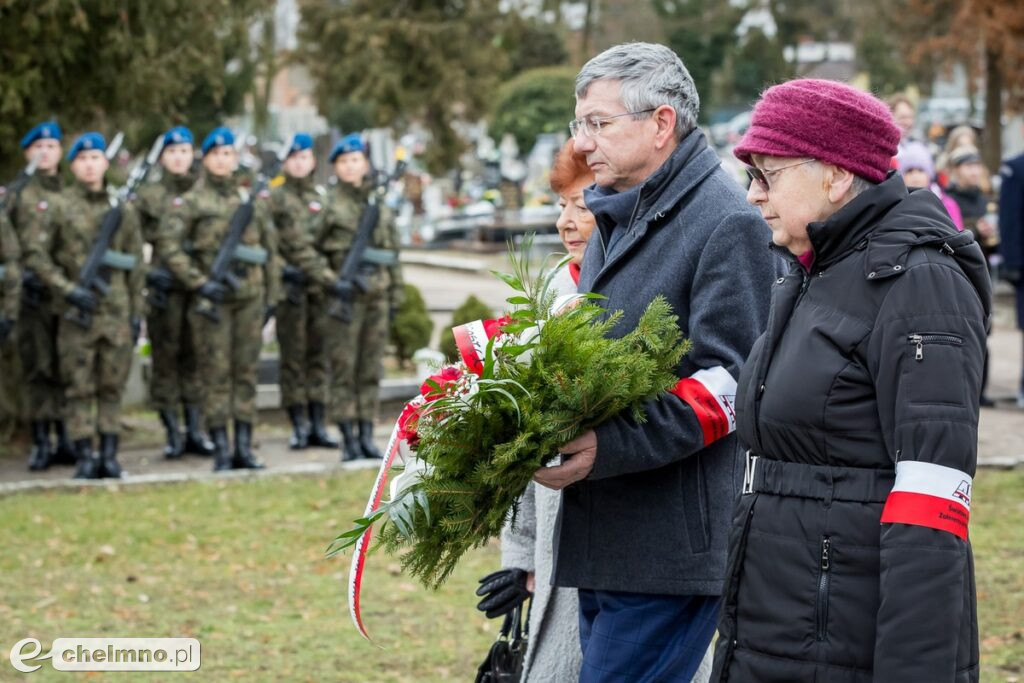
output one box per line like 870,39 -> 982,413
711,79 -> 989,683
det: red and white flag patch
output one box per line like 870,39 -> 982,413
880,460 -> 971,539
172,196 -> 184,207
670,366 -> 737,446
36,200 -> 48,212
308,200 -> 322,213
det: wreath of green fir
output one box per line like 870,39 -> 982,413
329,239 -> 691,588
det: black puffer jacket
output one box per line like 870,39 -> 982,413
712,174 -> 989,683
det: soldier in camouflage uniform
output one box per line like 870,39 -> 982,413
0,207 -> 20,438
10,122 -> 78,470
23,132 -> 144,479
135,126 -> 215,460
295,134 -> 403,461
270,133 -> 338,451
156,127 -> 280,472
0,209 -> 19,343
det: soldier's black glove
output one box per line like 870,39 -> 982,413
130,316 -> 142,346
263,305 -> 276,325
65,285 -> 98,312
282,265 -> 306,286
475,568 -> 531,619
329,279 -> 353,300
197,280 -> 228,303
0,316 -> 13,344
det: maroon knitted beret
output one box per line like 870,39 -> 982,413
734,79 -> 901,183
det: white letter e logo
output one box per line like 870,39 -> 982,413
10,638 -> 52,673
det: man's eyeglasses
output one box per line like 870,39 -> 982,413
745,159 -> 816,192
569,108 -> 657,139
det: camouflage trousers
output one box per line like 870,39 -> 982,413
147,289 -> 203,411
327,292 -> 388,422
277,290 -> 329,407
188,294 -> 263,428
57,315 -> 133,440
0,334 -> 24,433
16,303 -> 63,421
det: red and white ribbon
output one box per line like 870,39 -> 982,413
670,366 -> 737,446
880,460 -> 972,539
453,317 -> 510,376
348,419 -> 404,642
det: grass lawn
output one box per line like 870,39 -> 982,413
0,468 -> 1021,681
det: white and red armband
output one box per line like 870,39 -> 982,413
669,366 -> 737,446
880,460 -> 972,540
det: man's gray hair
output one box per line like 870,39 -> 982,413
575,42 -> 700,140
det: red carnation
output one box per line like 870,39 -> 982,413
397,401 -> 422,449
420,366 -> 463,401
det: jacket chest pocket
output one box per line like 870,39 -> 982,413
905,332 -> 967,406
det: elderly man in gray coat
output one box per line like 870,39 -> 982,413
533,43 -> 779,681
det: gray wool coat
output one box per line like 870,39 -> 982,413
554,129 -> 781,596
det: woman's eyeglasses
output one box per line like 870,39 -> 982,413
745,159 -> 816,192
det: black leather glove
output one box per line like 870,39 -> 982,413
263,305 -> 276,326
282,265 -> 307,286
65,285 -> 98,312
130,316 -> 142,346
0,316 -> 13,344
475,568 -> 531,619
197,280 -> 228,303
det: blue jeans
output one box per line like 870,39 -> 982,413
578,589 -> 721,682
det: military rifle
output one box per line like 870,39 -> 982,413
63,133 -> 158,329
326,152 -> 406,323
1,153 -> 45,308
194,134 -> 293,323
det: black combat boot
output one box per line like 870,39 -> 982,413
159,409 -> 184,459
27,420 -> 53,471
183,404 -> 215,456
53,420 -> 78,465
231,421 -> 265,470
307,402 -> 339,448
338,420 -> 363,462
210,426 -> 232,472
98,433 -> 123,479
286,404 -> 310,450
358,420 -> 384,459
72,437 -> 100,480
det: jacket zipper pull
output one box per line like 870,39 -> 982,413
821,537 -> 831,571
909,334 -> 924,361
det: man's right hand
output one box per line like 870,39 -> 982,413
65,285 -> 98,312
197,280 -> 228,303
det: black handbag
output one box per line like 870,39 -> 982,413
475,600 -> 530,683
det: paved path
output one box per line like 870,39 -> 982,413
2,269 -> 1021,494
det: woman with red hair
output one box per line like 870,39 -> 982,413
474,140 -> 595,682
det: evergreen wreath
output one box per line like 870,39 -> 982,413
329,240 -> 690,588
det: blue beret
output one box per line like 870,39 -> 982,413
201,127 -> 235,155
20,122 -> 63,149
66,132 -> 107,162
329,133 -> 365,162
163,126 -> 194,147
288,133 -> 313,157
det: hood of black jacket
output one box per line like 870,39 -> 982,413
806,171 -> 991,319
